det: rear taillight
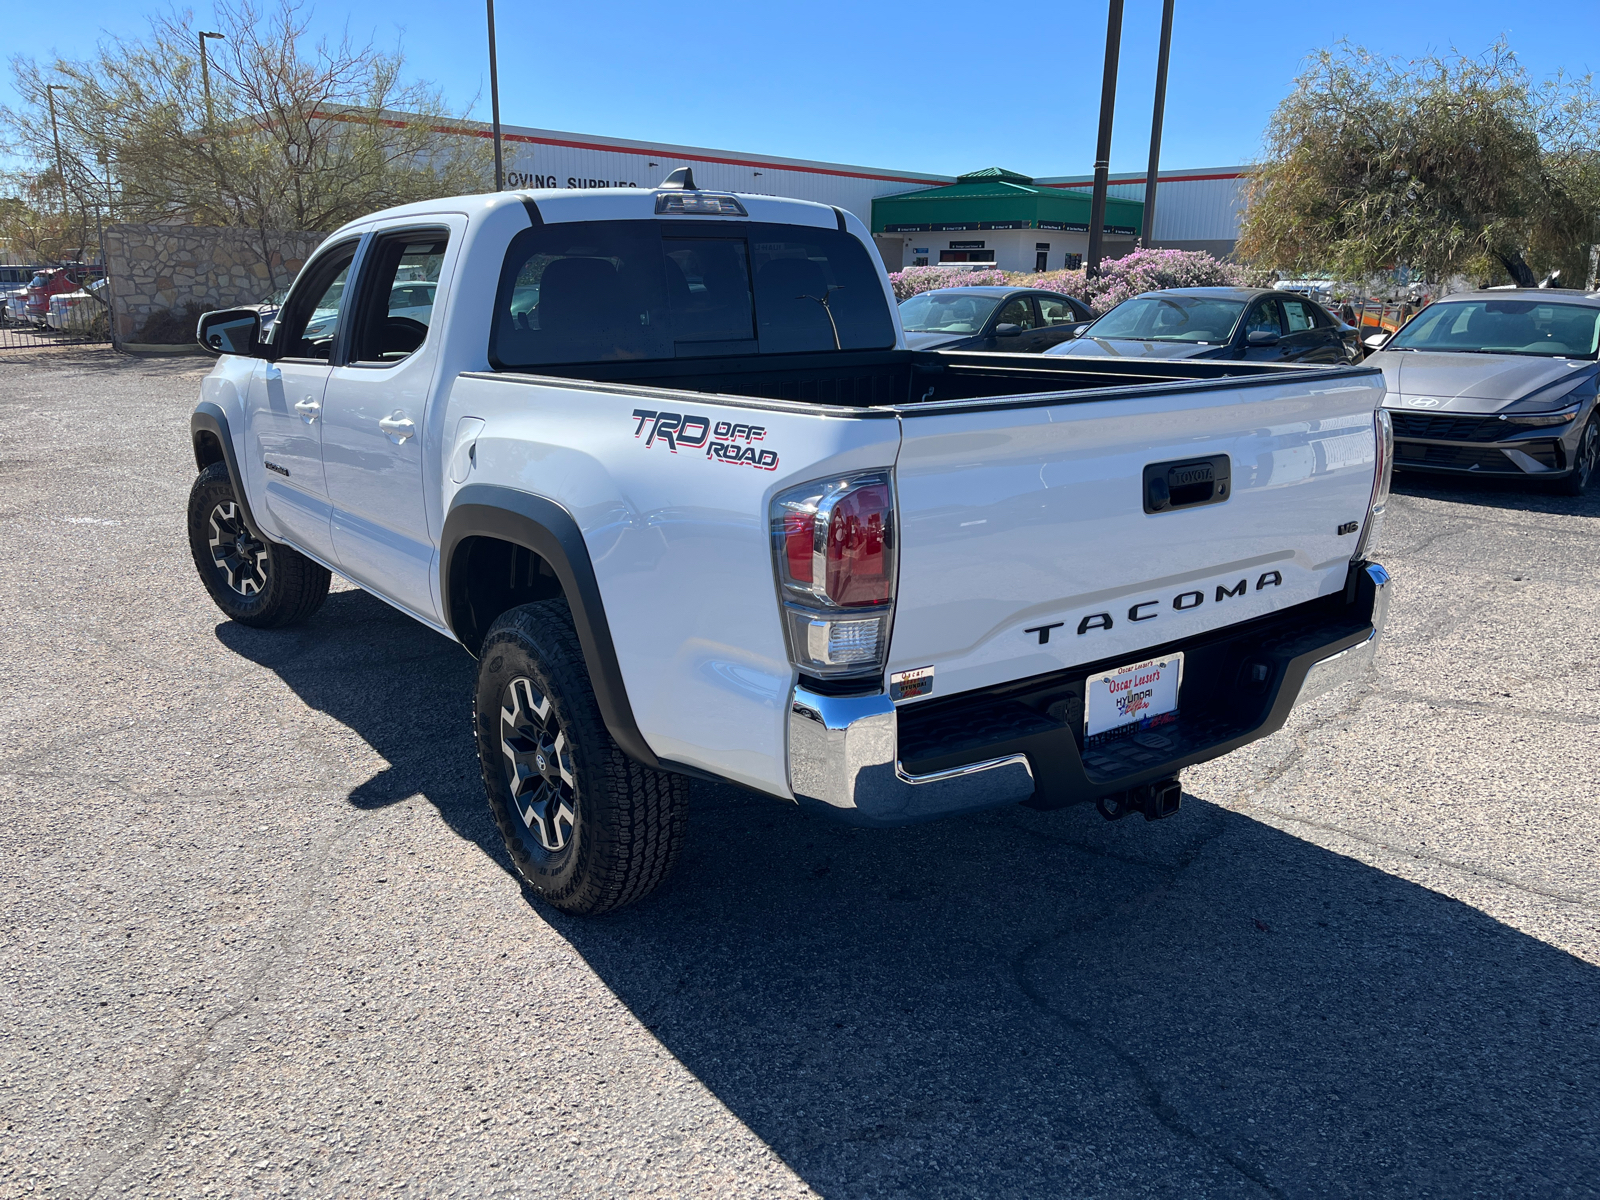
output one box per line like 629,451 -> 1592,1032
771,471 -> 896,678
1352,408 -> 1393,561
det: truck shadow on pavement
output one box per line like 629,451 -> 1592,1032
218,588 -> 1600,1199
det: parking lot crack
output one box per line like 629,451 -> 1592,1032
1008,817 -> 1286,1198
1238,802 -> 1600,914
75,806 -> 383,1198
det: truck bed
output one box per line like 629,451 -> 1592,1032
521,348 -> 1351,409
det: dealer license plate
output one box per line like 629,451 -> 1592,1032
1084,653 -> 1184,740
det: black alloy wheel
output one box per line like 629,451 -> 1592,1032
474,599 -> 688,915
207,499 -> 270,597
186,462 -> 330,627
498,676 -> 578,855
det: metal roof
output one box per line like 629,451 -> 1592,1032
872,169 -> 1143,237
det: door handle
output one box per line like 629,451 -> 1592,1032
379,412 -> 416,443
294,396 -> 320,422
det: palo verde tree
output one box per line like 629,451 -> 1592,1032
1,1 -> 491,281
1238,42 -> 1600,288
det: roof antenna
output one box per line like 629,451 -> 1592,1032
660,167 -> 697,190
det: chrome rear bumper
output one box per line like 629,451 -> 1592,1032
786,562 -> 1393,826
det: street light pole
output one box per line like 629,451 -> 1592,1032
198,32 -> 226,130
1141,0 -> 1176,248
45,84 -> 71,219
487,0 -> 504,191
1086,0 -> 1125,277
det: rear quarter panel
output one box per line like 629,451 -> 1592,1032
445,374 -> 900,798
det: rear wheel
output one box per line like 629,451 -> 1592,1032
1553,415 -> 1598,496
474,600 -> 688,915
187,462 -> 330,627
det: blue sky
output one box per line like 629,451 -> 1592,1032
5,0 -> 1598,178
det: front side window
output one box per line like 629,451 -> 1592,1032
349,230 -> 449,365
1245,300 -> 1285,336
1085,295 -> 1246,344
490,220 -> 894,367
274,241 -> 358,361
995,297 -> 1038,330
1388,299 -> 1600,358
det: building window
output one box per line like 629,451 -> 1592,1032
939,250 -> 995,263
913,256 -> 929,267
1065,253 -> 1083,271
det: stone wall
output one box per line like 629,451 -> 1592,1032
104,224 -> 326,343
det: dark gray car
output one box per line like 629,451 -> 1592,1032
1366,290 -> 1600,495
898,287 -> 1094,353
1045,287 -> 1361,365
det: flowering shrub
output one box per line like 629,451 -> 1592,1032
888,249 -> 1268,313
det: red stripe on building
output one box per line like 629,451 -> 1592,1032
312,111 -> 945,187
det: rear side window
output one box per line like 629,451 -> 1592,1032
490,219 -> 893,368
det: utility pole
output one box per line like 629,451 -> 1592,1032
198,32 -> 226,129
1141,0 -> 1175,248
46,84 -> 70,219
1086,0 -> 1125,277
487,0 -> 504,191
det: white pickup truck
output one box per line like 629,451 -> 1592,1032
189,174 -> 1394,915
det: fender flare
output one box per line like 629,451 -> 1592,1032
440,484 -> 663,771
191,401 -> 268,541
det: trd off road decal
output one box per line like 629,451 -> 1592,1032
631,409 -> 780,471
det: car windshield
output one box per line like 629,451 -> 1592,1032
1083,294 -> 1247,343
1388,299 -> 1600,358
899,291 -> 1002,334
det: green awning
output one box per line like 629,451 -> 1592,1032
871,167 -> 1143,237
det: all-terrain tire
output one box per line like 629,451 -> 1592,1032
187,462 -> 330,627
474,600 -> 689,915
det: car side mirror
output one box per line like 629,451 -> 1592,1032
197,307 -> 266,357
1363,332 -> 1390,351
994,323 -> 1022,338
1246,330 -> 1281,347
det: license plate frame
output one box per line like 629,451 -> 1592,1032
1084,653 -> 1184,742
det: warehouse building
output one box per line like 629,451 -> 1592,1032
450,119 -> 1248,267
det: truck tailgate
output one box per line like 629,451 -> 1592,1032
888,371 -> 1385,699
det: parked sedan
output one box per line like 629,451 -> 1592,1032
1045,287 -> 1362,364
898,287 -> 1094,352
1366,290 -> 1599,495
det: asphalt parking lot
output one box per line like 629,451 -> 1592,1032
3,347 -> 1598,1199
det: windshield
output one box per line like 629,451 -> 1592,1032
898,291 -> 1002,334
1084,294 -> 1246,343
1388,299 -> 1600,358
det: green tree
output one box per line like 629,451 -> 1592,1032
1238,42 -> 1600,288
2,1 -> 491,281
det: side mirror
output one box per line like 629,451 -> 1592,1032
994,323 -> 1023,338
1363,332 -> 1390,351
197,307 -> 266,357
1246,330 -> 1281,347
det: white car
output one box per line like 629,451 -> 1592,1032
187,181 -> 1394,915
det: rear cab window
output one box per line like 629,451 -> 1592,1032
489,219 -> 894,368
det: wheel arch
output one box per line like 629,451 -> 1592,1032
441,485 -> 664,771
191,401 -> 267,541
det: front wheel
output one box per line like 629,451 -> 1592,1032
187,462 -> 330,627
1553,415 -> 1598,496
474,600 -> 688,915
